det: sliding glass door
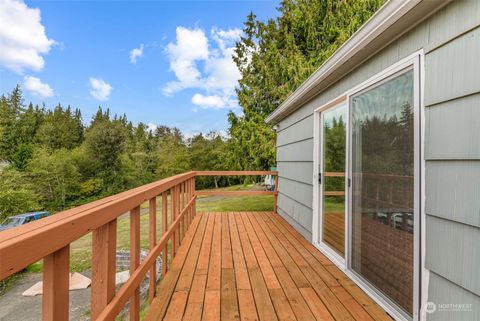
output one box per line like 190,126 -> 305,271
320,103 -> 347,257
350,68 -> 415,316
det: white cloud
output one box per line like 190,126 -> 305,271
191,93 -> 236,110
129,44 -> 144,64
146,122 -> 157,133
163,27 -> 209,95
89,77 -> 112,101
23,76 -> 54,97
162,26 -> 242,109
0,0 -> 55,73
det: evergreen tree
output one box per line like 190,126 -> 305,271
36,104 -> 83,150
231,0 -> 385,169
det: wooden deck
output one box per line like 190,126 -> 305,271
144,212 -> 392,321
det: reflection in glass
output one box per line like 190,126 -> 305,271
321,104 -> 346,256
351,69 -> 414,315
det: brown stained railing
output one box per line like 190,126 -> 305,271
0,170 -> 277,321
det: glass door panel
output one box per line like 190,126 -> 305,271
350,69 -> 414,315
321,103 -> 347,256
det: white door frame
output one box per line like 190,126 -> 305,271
312,97 -> 348,269
312,50 -> 426,321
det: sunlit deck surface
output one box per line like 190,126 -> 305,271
145,212 -> 392,321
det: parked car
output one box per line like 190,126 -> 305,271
0,211 -> 50,231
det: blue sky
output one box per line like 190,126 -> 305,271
0,0 -> 278,135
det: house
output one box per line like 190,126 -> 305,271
266,0 -> 480,320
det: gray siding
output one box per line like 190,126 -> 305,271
425,94 -> 480,160
427,272 -> 480,321
275,0 -> 480,318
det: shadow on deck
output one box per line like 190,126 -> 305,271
145,212 -> 392,321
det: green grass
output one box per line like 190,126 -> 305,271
196,195 -> 274,212
323,198 -> 345,212
0,272 -> 25,296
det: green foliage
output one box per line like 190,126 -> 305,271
27,148 -> 81,210
230,0 -> 385,170
36,105 -> 83,150
83,114 -> 128,192
0,87 -> 231,219
0,168 -> 40,220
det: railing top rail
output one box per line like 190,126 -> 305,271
195,170 -> 277,176
0,171 -> 196,279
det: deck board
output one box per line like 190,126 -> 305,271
145,212 -> 393,321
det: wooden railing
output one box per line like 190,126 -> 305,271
0,170 -> 277,321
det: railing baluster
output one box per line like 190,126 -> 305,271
171,186 -> 177,257
162,191 -> 168,277
176,184 -> 182,245
91,220 -> 117,320
130,206 -> 141,321
179,184 -> 183,243
185,180 -> 191,228
42,245 -> 70,321
148,197 -> 157,304
183,182 -> 186,233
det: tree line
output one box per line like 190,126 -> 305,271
0,86 -> 233,219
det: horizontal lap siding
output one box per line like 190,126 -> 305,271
425,27 -> 480,106
277,162 -> 313,185
425,94 -> 480,160
425,161 -> 480,227
275,3 -> 480,313
276,114 -> 313,147
425,216 -> 480,296
277,200 -> 312,240
423,4 -> 480,316
276,113 -> 314,241
277,139 -> 313,162
427,271 -> 480,321
277,177 -> 312,209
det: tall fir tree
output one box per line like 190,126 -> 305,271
230,0 -> 385,170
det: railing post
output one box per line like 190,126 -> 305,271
148,197 -> 157,304
274,174 -> 279,214
192,176 -> 196,218
130,206 -> 141,321
91,219 -> 117,320
42,245 -> 70,321
162,191 -> 168,276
